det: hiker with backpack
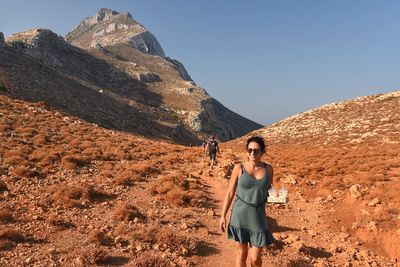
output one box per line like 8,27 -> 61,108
206,135 -> 220,169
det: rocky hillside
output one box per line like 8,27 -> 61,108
0,8 -> 261,145
1,94 -> 398,266
226,90 -> 400,260
0,95 -> 218,266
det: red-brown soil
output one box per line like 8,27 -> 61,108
1,93 -> 399,266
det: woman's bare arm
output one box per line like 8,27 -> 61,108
268,164 -> 274,186
219,164 -> 241,232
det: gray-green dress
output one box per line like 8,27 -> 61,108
227,164 -> 274,247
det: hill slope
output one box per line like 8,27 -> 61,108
226,90 -> 400,259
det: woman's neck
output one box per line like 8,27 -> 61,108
248,159 -> 262,168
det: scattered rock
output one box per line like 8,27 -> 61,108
366,221 -> 377,231
349,184 -> 362,199
207,210 -> 215,216
292,241 -> 305,252
338,232 -> 350,241
285,234 -> 300,244
368,197 -> 381,207
329,244 -> 343,253
282,175 -> 297,185
361,209 -> 370,216
326,194 -> 334,202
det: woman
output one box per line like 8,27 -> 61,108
219,136 -> 274,267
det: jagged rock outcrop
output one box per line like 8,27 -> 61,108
7,29 -> 69,67
165,57 -> 193,82
0,32 -> 5,48
66,8 -> 165,57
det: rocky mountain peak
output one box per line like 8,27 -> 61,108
65,8 -> 165,57
94,8 -> 120,23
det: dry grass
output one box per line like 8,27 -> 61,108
0,209 -> 14,223
149,173 -> 206,207
113,203 -> 146,222
87,230 -> 112,246
0,228 -> 25,243
47,214 -> 75,229
32,134 -> 48,145
0,180 -> 7,192
10,165 -> 35,178
131,223 -> 159,244
61,155 -> 89,170
156,230 -> 199,256
113,171 -> 135,186
53,183 -> 108,208
134,253 -> 170,267
77,245 -> 109,265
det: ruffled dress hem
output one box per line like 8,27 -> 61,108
227,224 -> 274,247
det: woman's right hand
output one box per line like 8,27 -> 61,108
219,216 -> 226,232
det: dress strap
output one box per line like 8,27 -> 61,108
239,162 -> 245,175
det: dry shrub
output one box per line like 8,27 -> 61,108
16,127 -> 37,137
0,123 -> 11,132
47,214 -> 75,229
0,208 -> 13,223
0,228 -> 25,242
149,173 -> 204,207
0,180 -> 7,192
53,183 -> 106,208
4,156 -> 26,166
134,252 -> 170,267
113,203 -> 146,222
133,163 -> 160,180
78,245 -> 109,265
87,230 -> 112,246
69,138 -> 83,147
100,170 -> 113,179
78,141 -> 95,150
165,189 -> 205,207
32,134 -> 48,145
82,147 -> 103,161
0,239 -> 15,251
131,223 -> 158,244
157,229 -> 199,256
10,165 -> 35,178
61,155 -> 88,170
113,171 -> 135,186
30,147 -> 49,162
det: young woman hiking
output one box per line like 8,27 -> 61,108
219,136 -> 274,267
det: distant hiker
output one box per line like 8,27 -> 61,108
201,138 -> 208,154
206,135 -> 220,169
219,136 -> 274,267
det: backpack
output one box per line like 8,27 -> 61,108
208,140 -> 218,153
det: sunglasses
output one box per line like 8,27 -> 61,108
247,148 -> 261,155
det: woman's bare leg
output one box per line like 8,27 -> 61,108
248,246 -> 263,267
235,242 -> 248,267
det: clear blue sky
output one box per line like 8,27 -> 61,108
1,0 -> 400,125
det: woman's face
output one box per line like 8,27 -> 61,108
247,141 -> 263,161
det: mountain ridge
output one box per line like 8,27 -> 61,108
0,8 -> 262,144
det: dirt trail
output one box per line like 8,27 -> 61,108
193,153 -> 397,267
